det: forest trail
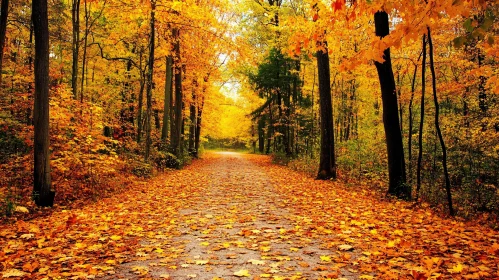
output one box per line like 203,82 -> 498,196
1,152 -> 499,279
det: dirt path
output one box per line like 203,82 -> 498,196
109,152 -> 353,279
1,152 -> 498,279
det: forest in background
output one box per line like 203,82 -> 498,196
1,0 -> 498,222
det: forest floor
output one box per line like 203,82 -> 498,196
1,152 -> 498,279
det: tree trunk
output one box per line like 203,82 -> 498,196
161,56 -> 173,141
427,27 -> 454,215
258,116 -> 265,153
266,102 -> 273,154
189,85 -> 196,156
80,0 -> 88,102
316,41 -> 336,180
32,0 -> 54,207
71,0 -> 80,99
144,1 -> 155,161
194,95 -> 204,157
416,35 -> 427,200
137,70 -> 145,143
171,28 -> 183,157
373,11 -> 409,199
0,0 -> 9,88
407,53 -> 420,184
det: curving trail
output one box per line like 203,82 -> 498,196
1,152 -> 498,279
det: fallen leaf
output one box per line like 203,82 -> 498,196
234,269 -> 251,277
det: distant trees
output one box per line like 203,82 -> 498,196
249,48 -> 308,157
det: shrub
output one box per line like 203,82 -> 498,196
131,161 -> 154,178
154,151 -> 180,169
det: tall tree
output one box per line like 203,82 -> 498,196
144,0 -> 156,161
316,40 -> 336,180
161,55 -> 173,141
171,27 -> 183,157
416,35 -> 427,200
188,80 -> 197,156
32,0 -> 53,206
427,27 -> 453,215
71,0 -> 80,99
373,11 -> 409,199
0,0 -> 8,88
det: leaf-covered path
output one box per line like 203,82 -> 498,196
1,152 -> 499,279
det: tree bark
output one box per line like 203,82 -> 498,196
427,27 -> 454,215
32,0 -> 54,207
316,41 -> 336,180
171,28 -> 183,157
258,116 -> 265,153
416,35 -> 427,200
71,0 -> 80,99
161,56 -> 173,141
194,95 -> 204,157
137,69 -> 145,142
0,0 -> 9,88
80,0 -> 88,102
407,53 -> 420,185
373,11 -> 409,199
144,0 -> 155,161
189,84 -> 196,156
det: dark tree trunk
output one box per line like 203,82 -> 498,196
416,35 -> 427,200
266,102 -> 273,154
71,0 -> 80,99
161,55 -> 173,141
80,0 -> 88,102
194,98 -> 203,157
316,41 -> 336,180
0,0 -> 9,88
171,28 -> 183,157
407,52 -> 420,184
194,95 -> 204,157
189,85 -> 196,156
310,68 -> 315,158
137,70 -> 145,143
427,28 -> 454,215
144,1 -> 155,161
373,11 -> 409,199
258,116 -> 265,153
32,0 -> 54,207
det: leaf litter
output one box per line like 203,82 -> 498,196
1,152 -> 498,279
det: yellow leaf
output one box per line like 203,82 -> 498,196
247,259 -> 265,265
233,269 -> 251,277
200,242 -> 210,246
320,255 -> 332,262
15,206 -> 29,213
448,263 -> 464,274
338,244 -> 354,251
110,235 -> 122,241
2,269 -> 27,278
260,246 -> 271,252
359,275 -> 374,279
195,260 -> 209,265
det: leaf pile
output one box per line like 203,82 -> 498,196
1,152 -> 499,279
